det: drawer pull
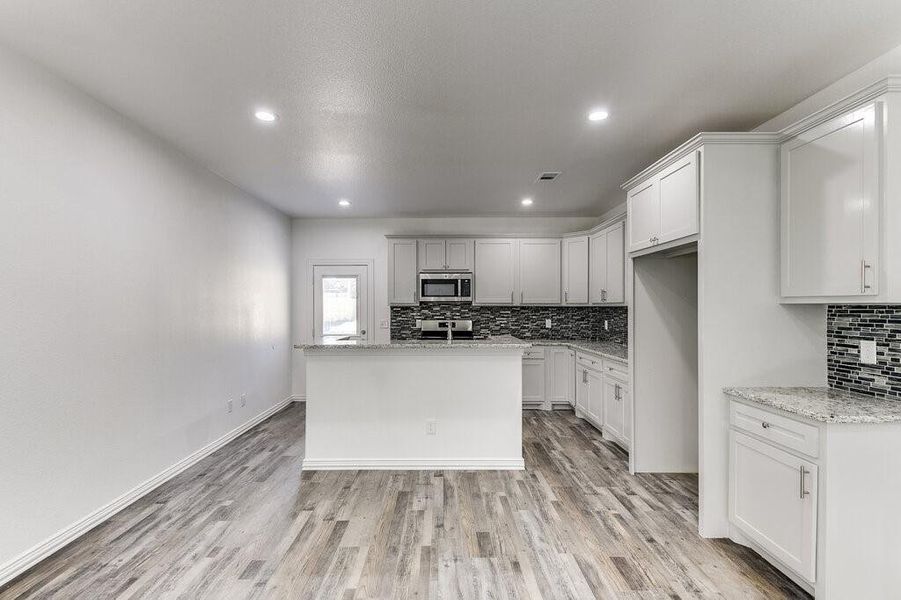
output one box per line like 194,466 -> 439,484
799,465 -> 810,499
761,421 -> 771,429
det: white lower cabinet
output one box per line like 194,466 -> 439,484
574,351 -> 630,451
730,431 -> 818,583
545,347 -> 574,408
521,348 -> 546,409
727,397 -> 901,598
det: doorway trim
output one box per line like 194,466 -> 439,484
307,258 -> 375,341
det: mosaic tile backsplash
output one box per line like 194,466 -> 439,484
390,304 -> 627,344
828,305 -> 901,399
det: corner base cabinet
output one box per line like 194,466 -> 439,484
575,351 -> 630,451
728,397 -> 901,598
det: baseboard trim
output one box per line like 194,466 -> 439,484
0,396 -> 293,588
301,458 -> 525,471
290,394 -> 306,402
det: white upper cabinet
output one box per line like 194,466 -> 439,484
474,239 -> 517,304
417,239 -> 474,271
562,235 -> 589,304
781,103 -> 880,299
627,151 -> 699,253
445,239 -> 474,271
518,239 -> 561,304
387,238 -> 418,305
628,179 -> 659,251
590,221 -> 625,304
658,152 -> 700,243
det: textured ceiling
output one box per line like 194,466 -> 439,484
1,1 -> 901,217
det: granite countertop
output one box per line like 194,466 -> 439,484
296,334 -> 531,351
528,339 -> 628,363
724,386 -> 901,424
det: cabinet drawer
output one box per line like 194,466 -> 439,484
576,351 -> 602,371
603,359 -> 628,379
731,401 -> 819,458
522,348 -> 545,360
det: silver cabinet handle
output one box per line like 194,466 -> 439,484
511,290 -> 514,303
564,290 -> 568,303
601,289 -> 607,302
799,465 -> 810,499
361,329 -> 367,335
582,370 -> 588,383
861,260 -> 872,292
521,291 -> 524,303
761,421 -> 771,429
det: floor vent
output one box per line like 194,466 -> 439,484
536,171 -> 561,182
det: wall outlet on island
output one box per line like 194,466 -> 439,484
545,319 -> 552,328
426,419 -> 437,435
227,399 -> 233,414
380,319 -> 390,329
240,394 -> 246,407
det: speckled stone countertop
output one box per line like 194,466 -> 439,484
528,339 -> 628,363
724,386 -> 901,424
296,335 -> 531,351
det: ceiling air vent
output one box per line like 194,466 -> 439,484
536,171 -> 561,182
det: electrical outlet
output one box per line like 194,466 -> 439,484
860,340 -> 878,365
240,394 -> 247,407
227,399 -> 233,414
426,419 -> 437,435
545,319 -> 552,328
604,320 -> 609,331
380,319 -> 390,329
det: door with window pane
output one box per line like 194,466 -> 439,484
313,265 -> 369,343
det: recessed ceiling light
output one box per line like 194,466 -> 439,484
338,198 -> 352,208
521,198 -> 533,206
588,109 -> 609,122
254,109 -> 278,123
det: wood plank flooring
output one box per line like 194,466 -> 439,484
1,404 -> 810,599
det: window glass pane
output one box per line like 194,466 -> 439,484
322,276 -> 358,336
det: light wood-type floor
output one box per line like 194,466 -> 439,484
1,404 -> 809,599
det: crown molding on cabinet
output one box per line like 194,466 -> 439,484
622,76 -> 901,192
621,132 -> 781,191
384,213 -> 627,242
776,75 -> 901,140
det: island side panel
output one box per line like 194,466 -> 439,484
303,349 -> 524,469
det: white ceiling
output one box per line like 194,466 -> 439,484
2,2 -> 901,218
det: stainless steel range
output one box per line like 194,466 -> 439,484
419,319 -> 474,341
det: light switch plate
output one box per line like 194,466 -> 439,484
860,340 -> 878,365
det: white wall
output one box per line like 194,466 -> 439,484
0,46 -> 292,578
291,216 -> 598,396
755,42 -> 901,132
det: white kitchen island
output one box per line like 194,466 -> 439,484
298,336 -> 529,470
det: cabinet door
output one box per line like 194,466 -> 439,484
658,151 -> 699,244
619,382 -> 631,446
589,229 -> 607,303
546,348 -> 571,404
781,103 -> 880,297
576,367 -> 590,414
522,359 -> 546,406
519,239 -> 561,304
474,239 -> 517,304
587,369 -> 605,424
627,179 -> 659,252
445,239 -> 474,271
388,239 -> 418,305
730,431 -> 818,583
417,239 -> 447,271
605,222 -> 625,303
603,377 -> 625,440
562,236 -> 589,304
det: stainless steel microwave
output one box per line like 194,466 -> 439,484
418,272 -> 472,303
